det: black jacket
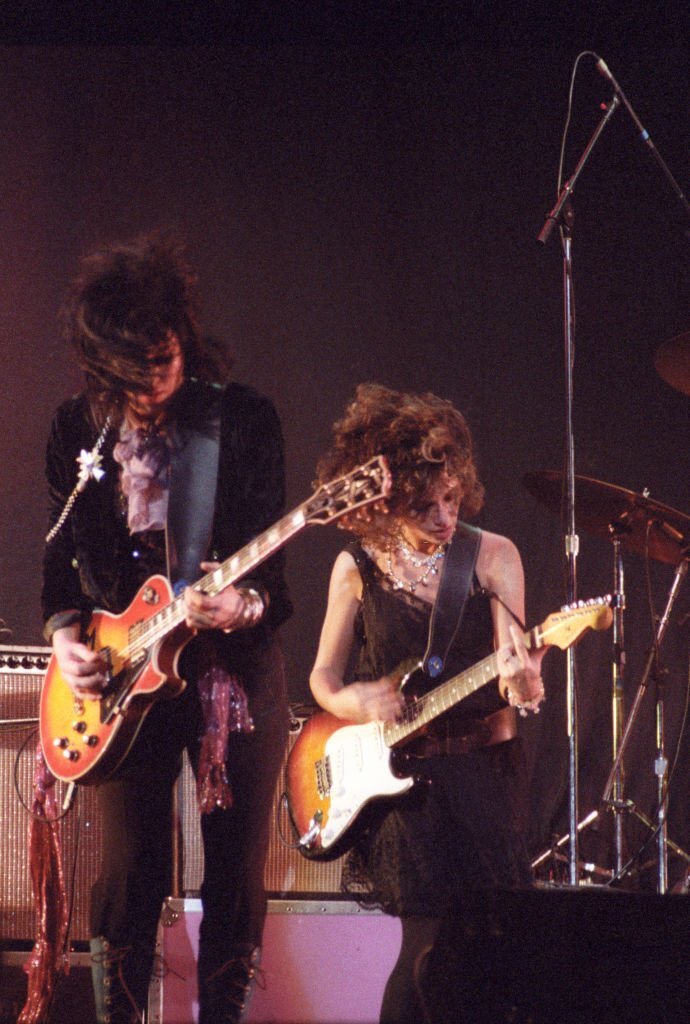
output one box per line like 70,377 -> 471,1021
42,379 -> 293,642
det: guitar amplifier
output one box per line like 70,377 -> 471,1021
0,644 -> 102,945
0,646 -> 343,945
176,710 -> 344,897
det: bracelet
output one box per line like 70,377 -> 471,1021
223,588 -> 265,633
505,679 -> 545,717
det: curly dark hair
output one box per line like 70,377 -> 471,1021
60,230 -> 229,424
316,383 -> 484,543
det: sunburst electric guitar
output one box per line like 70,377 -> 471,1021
286,598 -> 612,859
40,455 -> 389,785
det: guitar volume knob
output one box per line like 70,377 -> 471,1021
72,721 -> 87,733
62,748 -> 80,761
53,737 -> 69,749
83,735 -> 99,747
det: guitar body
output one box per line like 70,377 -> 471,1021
39,456 -> 391,786
286,710 -> 414,860
40,575 -> 190,785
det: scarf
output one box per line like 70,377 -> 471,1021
113,425 -> 172,533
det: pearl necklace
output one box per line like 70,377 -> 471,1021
385,539 -> 445,593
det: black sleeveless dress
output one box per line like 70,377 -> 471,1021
342,542 -> 533,917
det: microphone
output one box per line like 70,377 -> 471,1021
594,55 -> 652,148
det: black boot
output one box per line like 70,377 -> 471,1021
198,944 -> 262,1024
89,937 -> 149,1024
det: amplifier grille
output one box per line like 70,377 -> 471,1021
0,646 -> 102,943
1,647 -> 343,944
177,714 -> 343,897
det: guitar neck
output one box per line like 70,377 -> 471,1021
131,504 -> 310,654
383,625 -> 542,748
121,453 -> 389,660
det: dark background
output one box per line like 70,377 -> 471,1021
0,4 -> 688,886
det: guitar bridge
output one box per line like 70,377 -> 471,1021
315,755 -> 332,797
100,651 -> 142,724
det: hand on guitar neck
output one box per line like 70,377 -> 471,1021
496,622 -> 547,714
182,561 -> 264,634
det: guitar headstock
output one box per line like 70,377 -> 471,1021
304,455 -> 391,526
538,596 -> 613,650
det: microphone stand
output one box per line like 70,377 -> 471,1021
537,93 -> 620,886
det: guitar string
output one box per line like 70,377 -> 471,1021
110,480 -> 366,662
115,515 -> 303,661
381,603 -> 607,746
119,460 -> 383,657
107,462 -> 386,663
384,650 -> 501,747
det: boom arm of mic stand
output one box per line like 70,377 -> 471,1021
537,94 -> 620,246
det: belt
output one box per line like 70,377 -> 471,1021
409,706 -> 517,758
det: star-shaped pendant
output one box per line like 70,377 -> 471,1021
76,448 -> 106,491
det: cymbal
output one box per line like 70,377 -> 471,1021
655,331 -> 690,396
523,470 -> 690,565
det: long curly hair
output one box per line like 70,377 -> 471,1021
316,383 -> 484,544
60,230 -> 228,424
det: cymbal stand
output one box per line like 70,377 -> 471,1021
608,530 -> 627,878
602,551 -> 688,893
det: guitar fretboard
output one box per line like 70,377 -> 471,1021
112,453 -> 388,664
382,625 -> 539,748
123,506 -> 309,660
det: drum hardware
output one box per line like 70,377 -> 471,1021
523,472 -> 690,567
531,809 -> 613,885
536,853 -> 615,887
601,550 -> 689,892
533,53 -> 688,889
654,329 -> 690,397
525,471 -> 690,892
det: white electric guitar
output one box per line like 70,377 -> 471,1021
286,598 -> 612,859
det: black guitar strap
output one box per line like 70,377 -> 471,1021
166,392 -> 221,594
422,521 -> 482,678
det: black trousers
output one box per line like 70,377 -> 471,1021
89,638 -> 289,1007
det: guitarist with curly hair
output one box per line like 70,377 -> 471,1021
308,383 -> 547,1024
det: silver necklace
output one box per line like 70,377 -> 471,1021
46,416 -> 112,544
385,539 -> 445,593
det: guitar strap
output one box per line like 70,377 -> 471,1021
166,390 -> 222,593
422,521 -> 481,678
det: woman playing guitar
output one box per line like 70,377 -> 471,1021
309,383 -> 546,1024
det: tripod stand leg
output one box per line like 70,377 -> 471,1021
531,810 -> 602,882
602,554 -> 688,894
